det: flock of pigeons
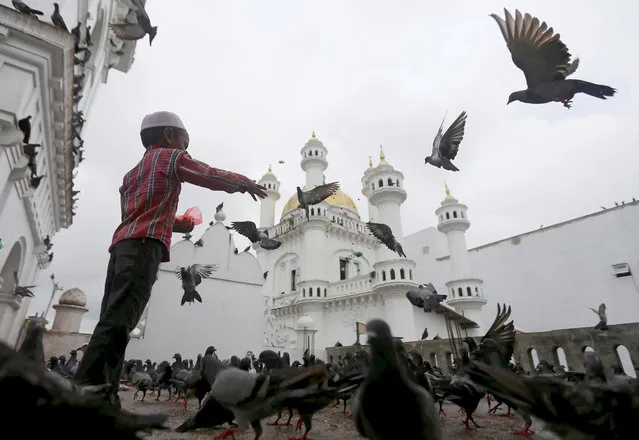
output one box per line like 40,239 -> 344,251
5,304 -> 638,439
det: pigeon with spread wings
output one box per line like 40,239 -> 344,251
490,9 -> 615,109
109,0 -> 157,46
231,221 -> 281,250
13,271 -> 36,298
366,222 -> 406,258
296,182 -> 340,220
425,111 -> 467,172
175,264 -> 219,306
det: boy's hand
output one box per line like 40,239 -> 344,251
173,217 -> 195,233
241,181 -> 268,201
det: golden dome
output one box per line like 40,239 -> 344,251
281,189 -> 359,217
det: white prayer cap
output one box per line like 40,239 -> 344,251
140,111 -> 187,132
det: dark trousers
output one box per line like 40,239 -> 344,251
74,238 -> 163,400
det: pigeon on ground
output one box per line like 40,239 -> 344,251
174,264 -> 219,306
406,283 -> 447,313
109,0 -> 157,46
13,271 -> 36,298
12,0 -> 43,18
366,222 -> 406,258
425,111 -> 467,172
210,365 -> 329,440
51,3 -> 68,31
18,115 -> 32,143
466,352 -> 639,440
231,221 -> 281,250
490,9 -> 615,109
1,340 -> 168,438
587,303 -> 609,330
296,182 -> 340,219
352,319 -> 442,440
174,392 -> 236,433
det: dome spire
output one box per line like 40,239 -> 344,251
444,181 -> 455,200
378,145 -> 389,165
368,155 -> 373,168
311,131 -> 316,138
268,163 -> 272,173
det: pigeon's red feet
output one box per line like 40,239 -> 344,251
514,426 -> 533,436
215,426 -> 238,440
439,409 -> 447,417
149,390 -> 155,396
295,418 -> 303,431
488,405 -> 500,415
561,99 -> 573,109
463,415 -> 481,430
486,394 -> 492,407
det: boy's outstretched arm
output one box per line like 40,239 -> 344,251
175,152 -> 266,199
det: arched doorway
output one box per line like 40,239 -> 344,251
0,239 -> 24,294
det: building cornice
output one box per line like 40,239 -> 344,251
0,6 -> 76,231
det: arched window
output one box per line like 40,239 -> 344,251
466,287 -> 471,296
409,269 -> 412,279
457,287 -> 462,296
390,269 -> 396,280
382,271 -> 386,281
446,212 -> 450,219
317,287 -> 321,297
310,208 -> 314,216
302,288 -> 306,297
324,288 -> 327,297
453,211 -> 458,218
378,179 -> 383,187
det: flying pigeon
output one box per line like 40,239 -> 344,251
230,221 -> 281,250
296,182 -> 340,219
13,271 -> 36,298
425,111 -> 467,172
587,303 -> 608,330
175,264 -> 219,306
216,202 -> 223,213
366,222 -> 406,258
490,9 -> 616,109
51,3 -> 68,31
351,319 -> 442,440
12,0 -> 43,18
420,328 -> 428,340
18,116 -> 32,143
406,283 -> 447,313
263,271 -> 268,279
109,0 -> 158,46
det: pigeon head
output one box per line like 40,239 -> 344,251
365,319 -> 393,345
149,26 -> 158,46
424,156 -> 432,165
507,91 -> 526,105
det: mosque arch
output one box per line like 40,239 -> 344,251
528,348 -> 540,368
390,269 -> 396,280
382,270 -> 386,281
400,268 -> 405,279
453,211 -> 458,218
0,237 -> 27,294
378,179 -> 383,187
445,212 -> 450,219
554,347 -> 569,370
615,345 -> 637,378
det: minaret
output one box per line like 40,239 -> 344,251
257,165 -> 281,228
361,156 -> 378,222
300,131 -> 328,190
297,133 -> 329,331
366,146 -> 418,340
436,183 -> 487,332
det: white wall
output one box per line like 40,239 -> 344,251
126,222 -> 265,362
407,203 -> 639,333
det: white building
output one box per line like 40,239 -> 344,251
258,134 -> 481,361
0,0 -> 144,345
126,208 -> 266,362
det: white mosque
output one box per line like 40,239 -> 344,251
126,132 -> 639,362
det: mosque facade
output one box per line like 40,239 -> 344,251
0,0 -> 143,346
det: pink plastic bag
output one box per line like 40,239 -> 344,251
176,207 -> 203,225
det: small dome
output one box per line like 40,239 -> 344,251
58,288 -> 87,307
260,164 -> 277,181
296,315 -> 315,329
214,209 -> 226,222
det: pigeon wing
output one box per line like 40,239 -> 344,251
231,221 -> 261,242
471,304 -> 516,367
109,22 -> 147,40
303,182 -> 340,205
174,267 -> 185,280
439,111 -> 467,160
490,9 -> 573,88
190,264 -> 219,285
131,0 -> 151,23
366,222 -> 396,250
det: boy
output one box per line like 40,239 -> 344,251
73,111 -> 266,409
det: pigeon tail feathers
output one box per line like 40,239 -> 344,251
568,79 -> 616,99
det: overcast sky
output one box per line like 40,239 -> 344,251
26,0 -> 638,332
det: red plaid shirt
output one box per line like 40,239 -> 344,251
110,146 -> 252,261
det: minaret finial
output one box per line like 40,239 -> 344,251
444,181 -> 454,200
379,144 -> 385,160
368,156 -> 373,168
268,164 -> 272,173
311,131 -> 316,138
